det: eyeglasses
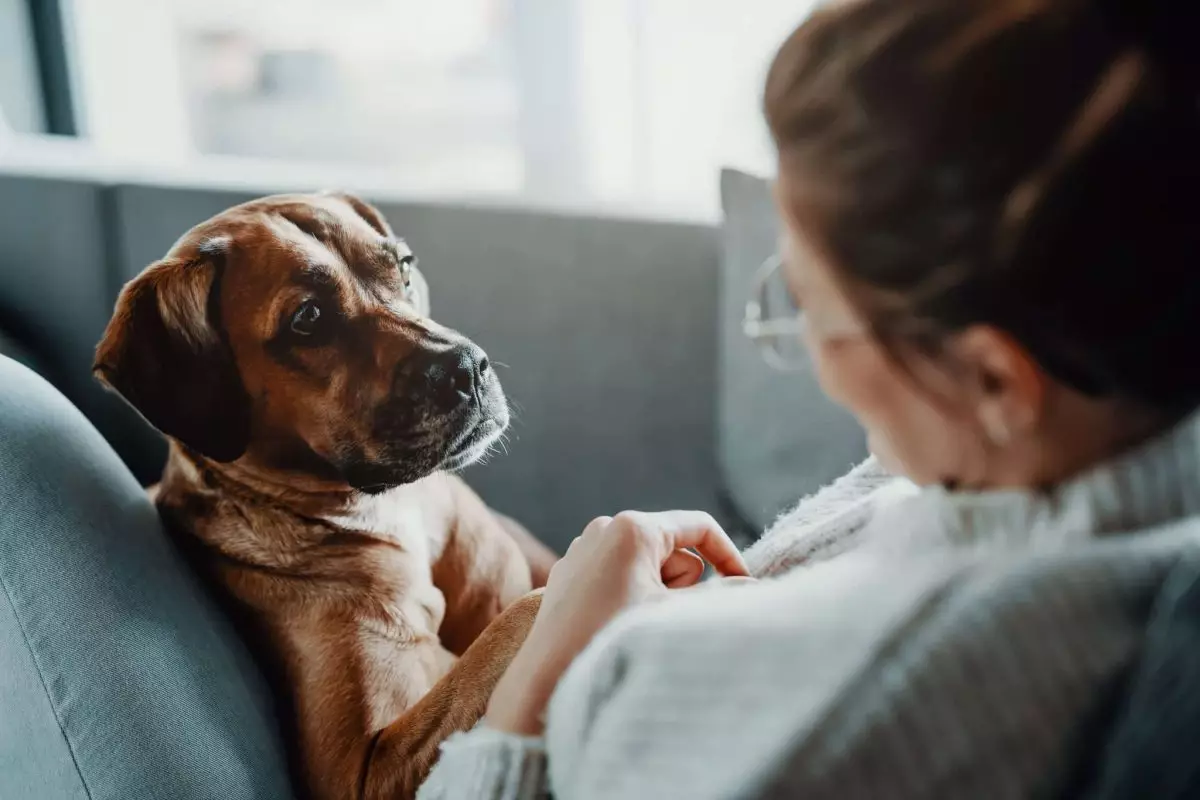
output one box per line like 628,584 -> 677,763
742,253 -> 808,371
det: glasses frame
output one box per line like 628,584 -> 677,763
742,253 -> 807,371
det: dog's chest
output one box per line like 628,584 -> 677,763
320,485 -> 453,633
323,485 -> 450,565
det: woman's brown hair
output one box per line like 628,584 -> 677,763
765,0 -> 1200,414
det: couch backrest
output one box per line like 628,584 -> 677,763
0,174 -> 167,482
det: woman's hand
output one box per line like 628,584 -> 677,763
485,511 -> 749,735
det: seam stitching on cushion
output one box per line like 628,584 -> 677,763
0,562 -> 96,800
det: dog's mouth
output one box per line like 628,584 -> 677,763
439,413 -> 508,472
338,364 -> 511,494
344,406 -> 509,494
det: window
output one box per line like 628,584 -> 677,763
0,0 -> 47,134
66,0 -> 812,217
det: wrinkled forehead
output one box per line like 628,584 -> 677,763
179,194 -> 409,289
170,195 -> 417,338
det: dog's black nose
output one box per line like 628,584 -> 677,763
423,344 -> 489,411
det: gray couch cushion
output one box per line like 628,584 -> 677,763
0,356 -> 293,800
717,168 -> 867,532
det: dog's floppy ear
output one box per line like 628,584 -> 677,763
320,190 -> 395,238
94,251 -> 250,462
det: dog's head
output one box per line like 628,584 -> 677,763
95,192 -> 508,493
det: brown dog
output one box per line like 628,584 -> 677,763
94,192 -> 557,800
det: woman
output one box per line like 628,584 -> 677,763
421,0 -> 1200,797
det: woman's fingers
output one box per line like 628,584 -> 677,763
650,511 -> 749,577
607,510 -> 749,577
661,549 -> 706,588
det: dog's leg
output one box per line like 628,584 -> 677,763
362,589 -> 543,799
291,589 -> 543,800
432,475 -> 544,655
492,510 -> 558,588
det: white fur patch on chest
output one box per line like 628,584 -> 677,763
317,477 -> 453,636
321,478 -> 450,563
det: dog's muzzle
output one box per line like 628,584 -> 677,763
386,338 -> 509,445
409,342 -> 492,414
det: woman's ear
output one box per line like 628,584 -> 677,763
951,325 -> 1047,446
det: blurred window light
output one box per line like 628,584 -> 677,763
0,0 -> 47,134
65,0 -> 812,218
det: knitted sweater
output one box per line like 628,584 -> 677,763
418,411 -> 1200,800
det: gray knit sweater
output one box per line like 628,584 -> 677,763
418,411 -> 1200,800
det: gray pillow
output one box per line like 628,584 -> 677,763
717,168 -> 867,532
0,355 -> 294,800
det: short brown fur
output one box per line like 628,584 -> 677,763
95,193 -> 556,800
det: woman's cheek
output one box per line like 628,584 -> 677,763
806,331 -> 848,406
809,338 -> 933,481
810,337 -> 889,416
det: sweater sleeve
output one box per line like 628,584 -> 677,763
541,534 -> 1155,800
542,554 -> 954,800
416,727 -> 549,800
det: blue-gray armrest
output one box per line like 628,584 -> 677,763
0,355 -> 293,800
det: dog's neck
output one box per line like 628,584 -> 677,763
166,440 -> 357,513
160,440 -> 454,558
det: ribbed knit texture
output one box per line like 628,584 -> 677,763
419,410 -> 1200,800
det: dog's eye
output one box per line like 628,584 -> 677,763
290,300 -> 322,336
398,254 -> 416,289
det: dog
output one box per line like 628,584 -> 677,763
94,192 -> 557,800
